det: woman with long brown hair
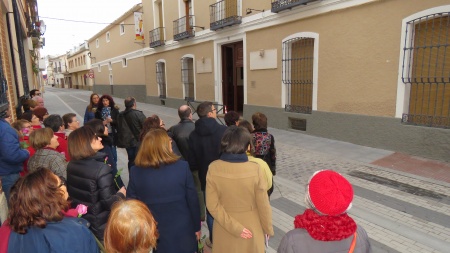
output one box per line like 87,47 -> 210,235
128,129 -> 200,253
1,168 -> 99,253
84,93 -> 99,124
95,94 -> 119,164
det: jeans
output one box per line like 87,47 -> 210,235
203,190 -> 214,243
1,173 -> 20,206
125,146 -> 138,171
108,133 -> 118,167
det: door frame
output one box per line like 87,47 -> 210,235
213,34 -> 246,107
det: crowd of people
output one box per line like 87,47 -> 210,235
0,90 -> 371,253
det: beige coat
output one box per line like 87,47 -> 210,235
206,159 -> 274,253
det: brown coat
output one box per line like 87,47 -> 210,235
206,159 -> 274,253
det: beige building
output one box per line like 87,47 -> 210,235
66,42 -> 93,90
90,0 -> 450,161
88,4 -> 146,98
47,54 -> 68,88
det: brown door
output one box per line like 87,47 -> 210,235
221,41 -> 243,112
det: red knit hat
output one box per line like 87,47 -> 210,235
306,170 -> 353,216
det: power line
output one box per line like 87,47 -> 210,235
38,16 -> 135,25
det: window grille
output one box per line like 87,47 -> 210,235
181,57 -> 194,101
282,37 -> 314,114
156,62 -> 166,98
401,13 -> 450,128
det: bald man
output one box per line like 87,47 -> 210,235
168,105 -> 205,221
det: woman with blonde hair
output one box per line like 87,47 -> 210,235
128,129 -> 200,253
104,200 -> 158,253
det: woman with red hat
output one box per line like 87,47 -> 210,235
278,170 -> 372,253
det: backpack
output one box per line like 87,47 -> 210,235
116,111 -> 136,148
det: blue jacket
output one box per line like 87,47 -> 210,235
8,217 -> 99,253
128,160 -> 201,253
0,119 -> 29,176
84,106 -> 96,124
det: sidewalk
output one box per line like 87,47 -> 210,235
44,87 -> 450,253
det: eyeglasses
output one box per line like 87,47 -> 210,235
58,176 -> 66,188
210,108 -> 217,113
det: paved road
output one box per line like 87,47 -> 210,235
43,87 -> 450,253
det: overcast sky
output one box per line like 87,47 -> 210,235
38,0 -> 141,57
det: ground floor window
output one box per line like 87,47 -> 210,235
156,61 -> 167,98
401,13 -> 450,128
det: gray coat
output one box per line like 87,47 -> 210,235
278,225 -> 372,253
28,148 -> 67,179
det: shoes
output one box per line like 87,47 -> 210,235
205,237 -> 213,249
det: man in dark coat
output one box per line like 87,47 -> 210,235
118,97 -> 146,170
188,101 -> 226,246
168,105 -> 205,220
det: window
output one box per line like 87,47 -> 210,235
122,58 -> 127,67
282,36 -> 316,114
120,22 -> 125,35
96,39 -> 99,48
106,32 -> 110,42
181,57 -> 194,101
156,61 -> 167,98
400,13 -> 450,128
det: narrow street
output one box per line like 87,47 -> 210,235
44,87 -> 450,253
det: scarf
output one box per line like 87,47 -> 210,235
293,209 -> 357,241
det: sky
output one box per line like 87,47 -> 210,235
38,0 -> 141,57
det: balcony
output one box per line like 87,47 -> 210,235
210,0 -> 241,31
149,27 -> 165,48
271,0 -> 320,13
173,16 -> 195,41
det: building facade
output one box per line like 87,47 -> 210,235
90,0 -> 450,161
0,0 -> 43,119
66,42 -> 93,90
88,4 -> 146,99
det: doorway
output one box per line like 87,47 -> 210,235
221,41 -> 243,112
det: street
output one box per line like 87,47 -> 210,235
43,87 -> 450,253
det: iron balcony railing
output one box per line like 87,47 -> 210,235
210,0 -> 241,31
174,16 -> 195,41
271,0 -> 320,13
149,27 -> 165,48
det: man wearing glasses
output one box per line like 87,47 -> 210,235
188,101 -> 226,248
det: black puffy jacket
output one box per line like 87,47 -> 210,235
66,152 -> 124,240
